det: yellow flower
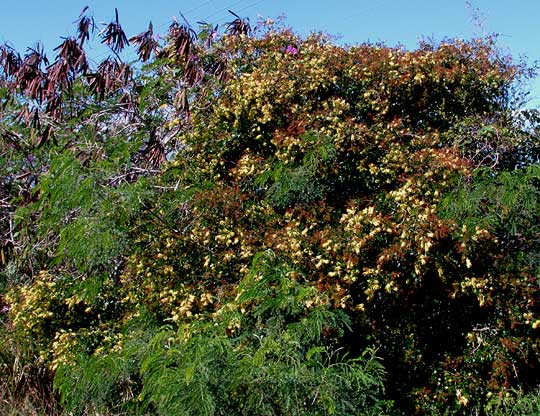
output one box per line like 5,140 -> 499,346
456,389 -> 469,407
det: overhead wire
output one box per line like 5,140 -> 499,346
182,0 -> 218,16
89,0 -> 262,65
198,0 -> 253,22
212,0 -> 265,25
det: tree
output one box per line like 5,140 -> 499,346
1,9 -> 540,415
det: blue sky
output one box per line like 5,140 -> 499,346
1,0 -> 539,107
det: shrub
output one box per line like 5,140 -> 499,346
1,9 -> 539,415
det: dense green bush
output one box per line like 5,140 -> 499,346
1,8 -> 540,415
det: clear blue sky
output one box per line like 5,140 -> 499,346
1,0 -> 539,107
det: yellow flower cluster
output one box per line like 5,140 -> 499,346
6,271 -> 57,332
50,330 -> 78,370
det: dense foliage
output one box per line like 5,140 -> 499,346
1,8 -> 540,415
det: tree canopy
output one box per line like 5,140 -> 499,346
1,9 -> 540,415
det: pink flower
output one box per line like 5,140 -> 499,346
285,45 -> 298,55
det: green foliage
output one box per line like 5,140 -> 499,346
484,388 -> 540,415
137,252 -> 390,416
140,328 -> 389,416
50,252 -> 390,416
255,134 -> 337,209
0,325 -> 60,415
54,353 -> 136,415
14,143 -> 153,272
441,164 -> 540,229
1,9 -> 540,416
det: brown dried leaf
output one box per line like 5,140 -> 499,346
100,8 -> 130,54
76,7 -> 95,46
129,22 -> 159,62
226,11 -> 251,37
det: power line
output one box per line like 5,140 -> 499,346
183,0 -> 218,16
339,0 -> 389,23
211,0 -> 265,26
199,0 -> 252,22
76,0 -> 266,67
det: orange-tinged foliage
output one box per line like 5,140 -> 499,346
3,20 -> 539,414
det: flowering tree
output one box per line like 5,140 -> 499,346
1,8 -> 540,415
